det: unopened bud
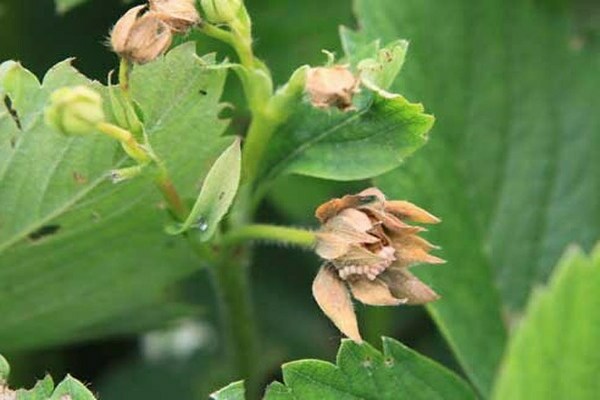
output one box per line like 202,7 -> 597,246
306,65 -> 359,111
150,0 -> 200,32
201,0 -> 243,24
111,5 -> 173,64
0,354 -> 9,383
45,86 -> 105,136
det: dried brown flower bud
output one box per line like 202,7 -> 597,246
312,188 -> 443,341
306,65 -> 360,111
150,0 -> 200,32
0,385 -> 15,400
111,5 -> 173,64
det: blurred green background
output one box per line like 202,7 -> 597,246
0,0 -> 598,398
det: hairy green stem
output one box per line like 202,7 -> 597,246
198,23 -> 254,68
212,250 -> 260,397
118,58 -> 132,99
241,113 -> 277,183
154,169 -> 189,222
222,224 -> 317,248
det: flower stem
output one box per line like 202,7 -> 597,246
96,122 -> 150,163
154,167 -> 189,222
241,112 -> 277,183
222,224 -> 317,248
118,58 -> 132,101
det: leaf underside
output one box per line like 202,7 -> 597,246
357,0 -> 600,394
492,245 -> 600,400
0,43 -> 230,350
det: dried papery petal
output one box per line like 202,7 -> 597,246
349,278 -> 406,306
150,0 -> 200,32
329,209 -> 374,234
391,233 -> 440,254
381,269 -> 440,305
111,5 -> 147,54
362,206 -> 423,234
129,13 -> 173,64
110,6 -> 173,64
316,208 -> 380,259
312,265 -> 362,342
385,200 -> 441,224
315,194 -> 380,223
306,66 -> 359,111
335,245 -> 393,269
357,187 -> 386,202
391,236 -> 446,267
316,231 -> 378,260
0,386 -> 16,400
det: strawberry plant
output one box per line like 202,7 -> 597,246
1,0 -> 598,399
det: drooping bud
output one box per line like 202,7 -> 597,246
111,5 -> 173,64
306,65 -> 359,111
149,0 -> 200,32
311,188 -> 443,341
200,0 -> 243,24
45,86 -> 105,136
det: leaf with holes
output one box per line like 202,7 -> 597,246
257,39 -> 433,183
492,245 -> 600,400
0,43 -> 230,350
212,337 -> 476,400
355,0 -> 600,394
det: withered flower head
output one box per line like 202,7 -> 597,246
306,65 -> 359,111
110,5 -> 173,64
0,386 -> 15,400
312,188 -> 444,342
149,0 -> 200,32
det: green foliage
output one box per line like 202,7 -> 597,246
167,137 -> 241,239
492,245 -> 600,400
1,355 -> 96,399
0,44 -> 229,350
16,376 -> 55,400
54,0 -> 88,13
352,0 -> 600,393
212,338 -> 476,400
210,381 -> 245,400
259,40 -> 433,183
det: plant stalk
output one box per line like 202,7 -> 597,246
222,224 -> 317,248
212,249 -> 260,398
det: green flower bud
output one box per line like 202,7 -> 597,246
45,86 -> 105,136
0,354 -> 9,383
201,0 -> 242,24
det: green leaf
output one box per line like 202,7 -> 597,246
167,137 -> 241,239
357,0 -> 600,393
50,375 -> 96,400
216,338 -> 475,400
0,43 -> 229,350
16,376 -> 55,400
0,355 -> 8,382
210,381 -> 245,400
492,245 -> 600,400
54,0 -> 88,13
259,40 -> 433,183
